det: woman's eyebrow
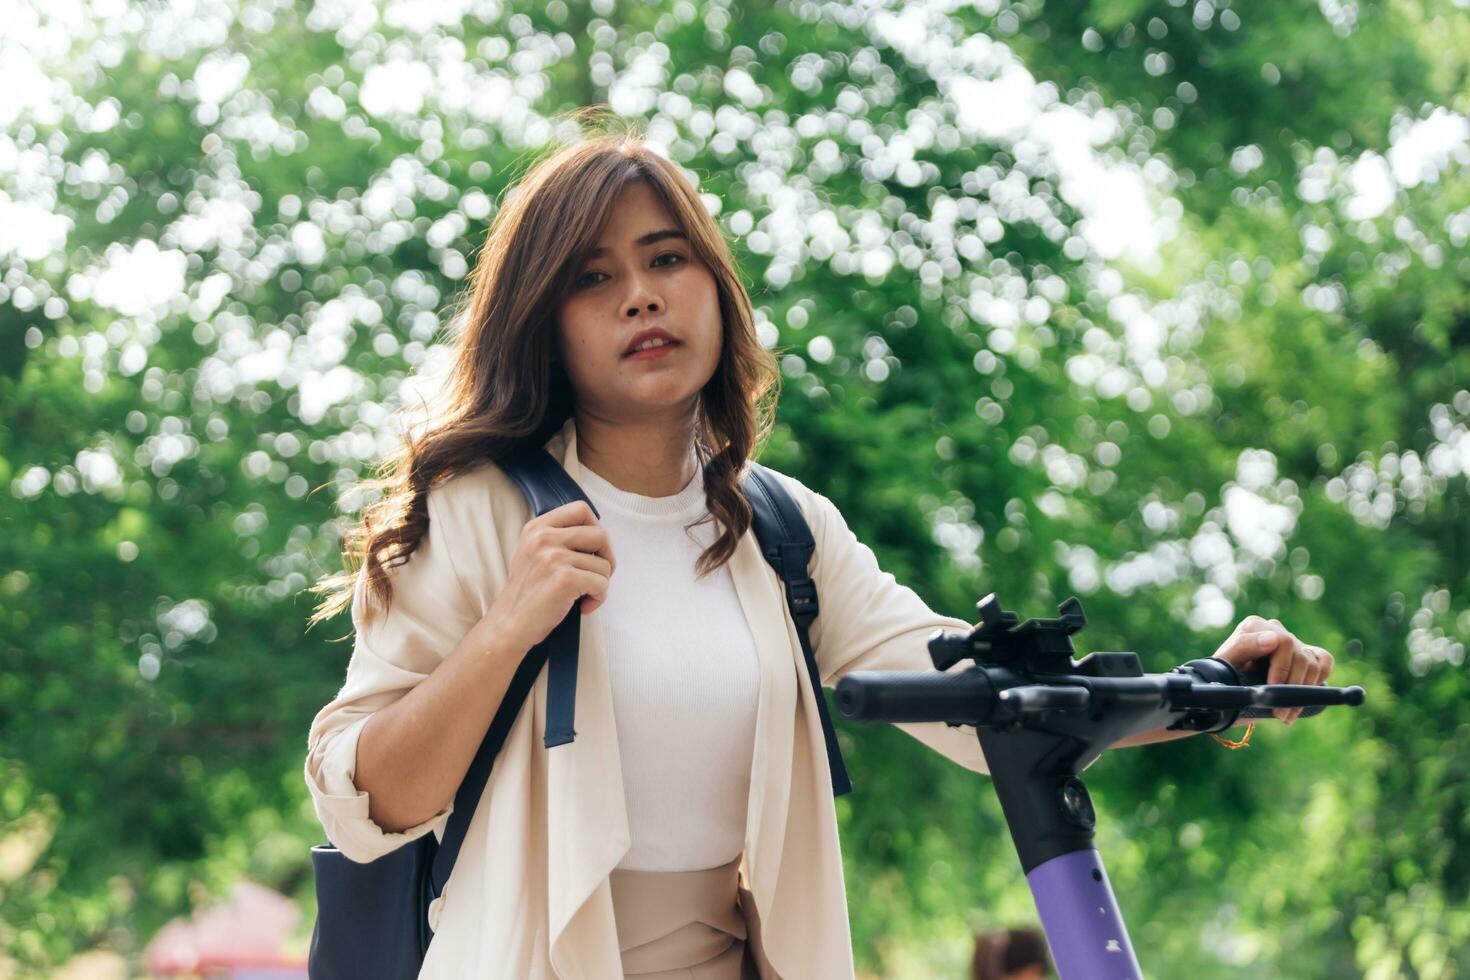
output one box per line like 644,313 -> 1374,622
582,228 -> 687,261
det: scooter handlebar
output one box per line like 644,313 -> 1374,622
1188,656 -> 1365,719
836,656 -> 1364,727
834,668 -> 1001,726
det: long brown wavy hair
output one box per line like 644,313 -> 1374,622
307,116 -> 782,632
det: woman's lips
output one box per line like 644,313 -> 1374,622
625,342 -> 681,360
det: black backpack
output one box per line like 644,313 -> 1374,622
307,446 -> 851,979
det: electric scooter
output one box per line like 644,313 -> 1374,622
835,593 -> 1367,980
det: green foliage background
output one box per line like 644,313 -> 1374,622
3,0 -> 1468,976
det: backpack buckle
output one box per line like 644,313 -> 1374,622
786,576 -> 820,619
775,543 -> 820,620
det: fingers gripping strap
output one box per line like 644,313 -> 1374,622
502,447 -> 596,749
742,463 -> 852,797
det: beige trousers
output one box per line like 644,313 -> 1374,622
608,854 -> 778,979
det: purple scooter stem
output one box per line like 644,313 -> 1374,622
1026,849 -> 1142,979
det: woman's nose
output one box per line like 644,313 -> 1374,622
620,273 -> 663,316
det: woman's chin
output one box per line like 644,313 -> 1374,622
612,389 -> 704,415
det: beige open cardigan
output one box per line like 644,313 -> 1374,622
304,416 -> 990,978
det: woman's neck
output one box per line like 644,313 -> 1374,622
573,412 -> 699,497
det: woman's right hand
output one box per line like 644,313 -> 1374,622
484,499 -> 616,650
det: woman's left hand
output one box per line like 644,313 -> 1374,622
1211,615 -> 1336,725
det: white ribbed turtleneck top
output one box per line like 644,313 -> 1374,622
575,456 -> 760,872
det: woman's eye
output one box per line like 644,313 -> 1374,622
653,252 -> 684,267
577,271 -> 606,288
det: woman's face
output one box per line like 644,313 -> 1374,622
553,180 -> 723,425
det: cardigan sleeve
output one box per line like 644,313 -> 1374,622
303,484 -> 485,863
787,477 -> 991,776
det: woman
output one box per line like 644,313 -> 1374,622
304,122 -> 1336,979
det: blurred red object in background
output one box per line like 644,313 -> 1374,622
144,880 -> 307,978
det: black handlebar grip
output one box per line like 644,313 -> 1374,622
1240,707 -> 1321,719
1189,657 -> 1364,719
835,668 -> 998,725
1231,658 -> 1324,719
1239,684 -> 1365,718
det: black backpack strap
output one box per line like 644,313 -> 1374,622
741,462 -> 852,797
428,641 -> 548,895
499,446 -> 594,749
428,447 -> 592,895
